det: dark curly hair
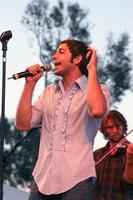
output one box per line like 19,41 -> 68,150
100,110 -> 128,140
60,39 -> 91,77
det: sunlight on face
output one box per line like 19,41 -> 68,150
52,43 -> 74,76
105,118 -> 124,142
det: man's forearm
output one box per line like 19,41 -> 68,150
87,69 -> 107,118
16,82 -> 35,131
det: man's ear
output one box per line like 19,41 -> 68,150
73,55 -> 83,65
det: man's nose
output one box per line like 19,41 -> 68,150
112,126 -> 118,132
52,54 -> 55,60
52,51 -> 58,59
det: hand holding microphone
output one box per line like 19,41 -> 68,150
8,63 -> 52,80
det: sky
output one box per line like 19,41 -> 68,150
0,0 -> 133,150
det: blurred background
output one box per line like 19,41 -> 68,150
0,0 -> 133,192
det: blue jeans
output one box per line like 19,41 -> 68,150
29,178 -> 94,200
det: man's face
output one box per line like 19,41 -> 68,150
105,118 -> 124,143
52,43 -> 75,77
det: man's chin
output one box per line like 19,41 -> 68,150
54,70 -> 62,76
111,137 -> 122,143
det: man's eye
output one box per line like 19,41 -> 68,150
107,126 -> 112,130
59,51 -> 64,54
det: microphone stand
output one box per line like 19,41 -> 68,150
3,127 -> 40,165
0,31 -> 12,200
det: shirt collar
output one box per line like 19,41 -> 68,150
75,75 -> 87,92
56,75 -> 87,93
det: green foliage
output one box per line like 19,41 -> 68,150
1,118 -> 40,188
67,3 -> 91,41
99,32 -> 133,105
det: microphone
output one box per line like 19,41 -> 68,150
0,30 -> 12,42
8,64 -> 52,80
